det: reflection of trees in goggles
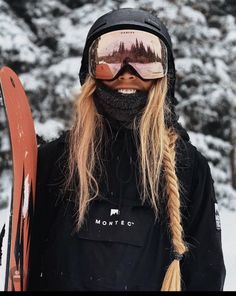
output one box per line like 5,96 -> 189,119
101,39 -> 163,64
89,30 -> 168,80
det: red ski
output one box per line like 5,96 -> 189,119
0,66 -> 37,291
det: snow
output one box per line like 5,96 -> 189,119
223,15 -> 235,31
225,31 -> 236,44
220,208 -> 236,291
175,58 -> 204,75
208,28 -> 221,40
58,17 -> 88,53
208,46 -> 228,59
214,59 -> 230,83
35,118 -> 65,141
189,132 -> 232,154
120,0 -> 140,9
187,131 -> 236,212
47,57 -> 82,79
20,72 -> 46,92
0,12 -> 39,65
181,6 -> 206,24
22,175 -> 30,218
0,170 -> 12,291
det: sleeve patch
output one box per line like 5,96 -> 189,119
214,203 -> 221,231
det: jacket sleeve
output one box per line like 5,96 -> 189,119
181,149 -> 226,291
27,137 -> 64,290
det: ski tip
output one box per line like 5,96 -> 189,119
0,66 -> 17,76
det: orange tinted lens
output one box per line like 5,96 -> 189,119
95,63 -> 121,80
89,29 -> 168,80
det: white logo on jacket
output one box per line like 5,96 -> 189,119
95,219 -> 135,227
94,208 -> 135,227
110,209 -> 120,216
214,203 -> 221,231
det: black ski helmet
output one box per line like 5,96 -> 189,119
79,8 -> 177,105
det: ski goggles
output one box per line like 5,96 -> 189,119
88,29 -> 168,80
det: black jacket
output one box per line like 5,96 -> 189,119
28,128 -> 226,291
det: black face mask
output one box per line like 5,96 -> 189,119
93,82 -> 149,128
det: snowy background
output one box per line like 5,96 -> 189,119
0,0 -> 235,291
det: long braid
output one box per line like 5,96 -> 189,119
161,128 -> 188,291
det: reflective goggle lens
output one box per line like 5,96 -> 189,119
88,29 -> 168,80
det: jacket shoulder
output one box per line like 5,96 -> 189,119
36,131 -> 69,188
176,137 -> 211,170
38,131 -> 69,160
175,138 -> 214,201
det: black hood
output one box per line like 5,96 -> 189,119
79,8 -> 190,142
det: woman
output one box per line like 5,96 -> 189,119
28,8 -> 226,291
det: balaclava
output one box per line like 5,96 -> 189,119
93,83 -> 148,127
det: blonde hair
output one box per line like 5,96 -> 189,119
67,75 -> 188,291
